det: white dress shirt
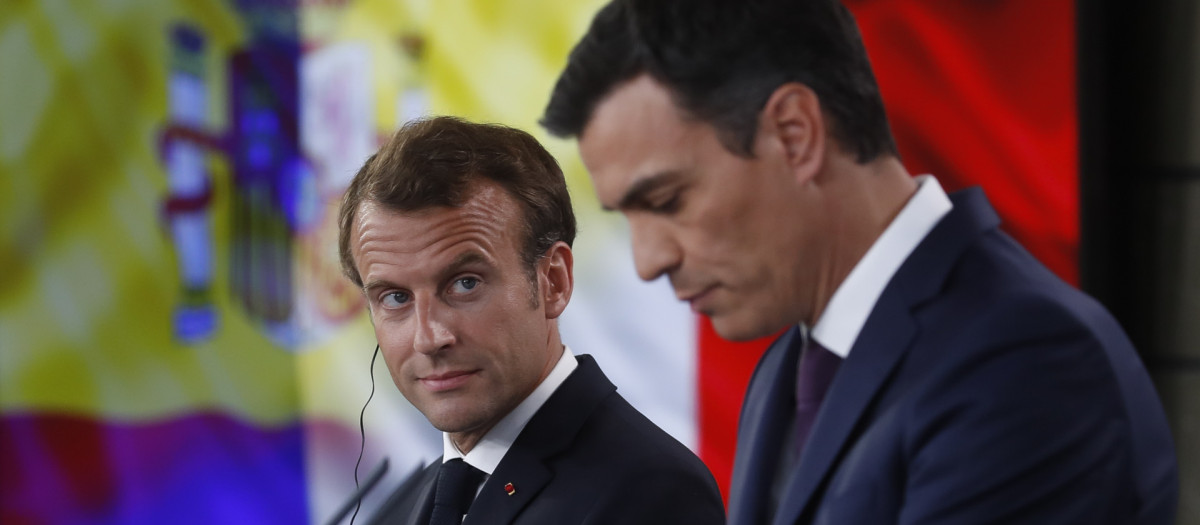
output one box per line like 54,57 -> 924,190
441,346 -> 579,479
810,175 -> 953,355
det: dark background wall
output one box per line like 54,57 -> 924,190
1080,0 -> 1200,522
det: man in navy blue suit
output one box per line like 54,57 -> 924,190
339,116 -> 724,524
542,0 -> 1179,523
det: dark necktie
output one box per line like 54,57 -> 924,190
429,458 -> 485,525
792,339 -> 842,459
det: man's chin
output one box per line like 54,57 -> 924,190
416,402 -> 484,432
705,314 -> 763,342
709,314 -> 781,343
427,413 -> 485,435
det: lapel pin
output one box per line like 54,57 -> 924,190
504,482 -> 516,496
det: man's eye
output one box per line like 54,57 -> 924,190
451,277 -> 479,293
652,194 -> 681,214
380,292 -> 410,308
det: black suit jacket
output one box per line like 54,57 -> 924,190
370,354 -> 726,524
728,188 -> 1178,524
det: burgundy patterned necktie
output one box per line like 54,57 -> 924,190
793,339 -> 842,458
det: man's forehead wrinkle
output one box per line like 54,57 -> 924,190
361,227 -> 501,261
351,181 -> 520,294
355,204 -> 510,290
358,235 -> 498,293
358,204 -> 508,250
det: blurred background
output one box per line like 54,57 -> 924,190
0,0 -> 1195,523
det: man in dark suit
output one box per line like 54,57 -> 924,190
541,0 -> 1179,523
337,116 -> 725,524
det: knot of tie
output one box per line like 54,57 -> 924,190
430,458 -> 485,525
793,340 -> 842,457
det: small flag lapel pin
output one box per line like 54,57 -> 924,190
504,483 -> 516,496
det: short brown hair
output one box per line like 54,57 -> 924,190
338,116 -> 577,287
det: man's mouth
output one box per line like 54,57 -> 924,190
678,284 -> 718,312
419,370 -> 478,392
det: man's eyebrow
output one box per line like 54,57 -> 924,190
359,252 -> 492,296
361,278 -> 396,296
444,251 -> 489,274
605,170 -> 680,212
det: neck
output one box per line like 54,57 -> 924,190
807,155 -> 916,325
449,328 -> 565,455
450,433 -> 483,456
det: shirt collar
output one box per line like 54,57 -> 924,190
810,175 -> 952,358
441,346 -> 578,475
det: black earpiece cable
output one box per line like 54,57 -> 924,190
350,344 -> 380,525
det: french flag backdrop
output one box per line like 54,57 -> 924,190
0,0 -> 1074,523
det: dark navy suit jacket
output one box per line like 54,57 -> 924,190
370,354 -> 726,525
728,189 -> 1178,525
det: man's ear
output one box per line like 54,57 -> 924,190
757,82 -> 826,184
539,241 -> 574,320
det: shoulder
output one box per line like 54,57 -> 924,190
576,391 -> 715,479
864,286 -> 1173,522
516,376 -> 720,522
915,226 -> 1121,355
905,232 -> 1130,403
876,224 -> 1155,454
832,218 -> 1176,522
576,394 -> 725,523
546,356 -> 715,479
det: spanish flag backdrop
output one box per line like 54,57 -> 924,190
0,0 -> 1074,523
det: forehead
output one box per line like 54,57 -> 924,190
351,182 -> 523,277
578,75 -> 709,205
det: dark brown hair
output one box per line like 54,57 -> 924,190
541,0 -> 897,163
338,116 -> 577,287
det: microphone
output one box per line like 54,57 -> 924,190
325,458 -> 389,525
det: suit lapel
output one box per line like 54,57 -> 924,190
463,448 -> 553,525
403,462 -> 439,525
774,292 -> 916,524
727,327 -> 804,525
462,355 -> 616,525
774,188 -> 1001,524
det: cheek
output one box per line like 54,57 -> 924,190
479,299 -> 546,366
374,324 -> 416,371
680,219 -> 745,269
379,344 -> 408,375
688,187 -> 766,252
378,348 -> 412,396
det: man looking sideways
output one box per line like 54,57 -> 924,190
338,116 -> 725,524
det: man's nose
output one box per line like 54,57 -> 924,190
629,218 -> 682,282
413,300 -> 456,355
